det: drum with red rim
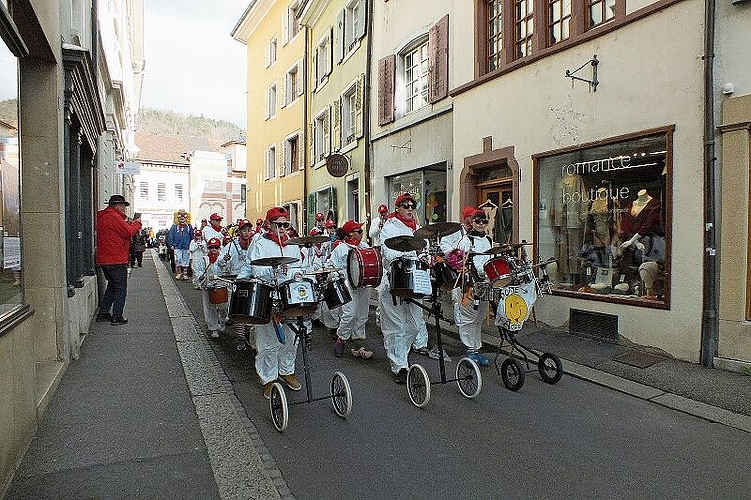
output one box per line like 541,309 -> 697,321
347,247 -> 383,288
207,285 -> 229,304
483,256 -> 516,288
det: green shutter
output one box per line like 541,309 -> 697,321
329,186 -> 337,225
307,192 -> 317,233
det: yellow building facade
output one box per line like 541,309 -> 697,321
233,0 -> 307,230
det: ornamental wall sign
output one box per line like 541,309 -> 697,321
326,153 -> 349,178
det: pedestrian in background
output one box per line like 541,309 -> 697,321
95,194 -> 142,325
130,229 -> 147,268
168,209 -> 194,280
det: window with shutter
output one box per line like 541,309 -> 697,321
307,192 -> 317,231
297,59 -> 304,97
378,54 -> 395,125
355,74 -> 364,139
279,142 -> 285,176
331,98 -> 341,151
336,10 -> 345,63
428,15 -> 449,103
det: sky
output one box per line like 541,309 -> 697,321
141,0 -> 250,127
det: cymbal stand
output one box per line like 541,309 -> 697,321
402,285 -> 454,383
285,315 -> 315,403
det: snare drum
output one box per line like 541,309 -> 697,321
433,260 -> 459,291
390,258 -> 432,298
484,256 -> 516,288
347,247 -> 383,288
279,277 -> 318,318
229,279 -> 273,324
322,277 -> 352,309
207,284 -> 229,304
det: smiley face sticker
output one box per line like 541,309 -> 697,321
504,294 -> 528,325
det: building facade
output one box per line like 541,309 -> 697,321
1,0 -> 144,494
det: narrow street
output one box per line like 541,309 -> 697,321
171,271 -> 751,500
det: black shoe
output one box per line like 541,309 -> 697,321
110,317 -> 128,325
95,313 -> 112,323
394,368 -> 408,385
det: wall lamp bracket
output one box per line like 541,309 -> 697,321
565,54 -> 599,92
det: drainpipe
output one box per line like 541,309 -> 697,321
302,25 -> 309,234
362,0 -> 374,237
700,0 -> 718,368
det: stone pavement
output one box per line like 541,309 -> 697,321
6,250 -> 751,498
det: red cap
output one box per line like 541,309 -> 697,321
378,204 -> 388,214
315,212 -> 325,221
342,220 -> 364,234
266,206 -> 288,222
209,213 -> 223,221
394,192 -> 415,208
325,219 -> 336,228
462,206 -> 478,221
206,237 -> 222,247
237,219 -> 252,228
256,218 -> 263,225
194,230 -> 202,237
309,228 -> 322,236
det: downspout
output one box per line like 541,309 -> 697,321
363,0 -> 374,238
302,25 -> 310,234
700,0 -> 718,367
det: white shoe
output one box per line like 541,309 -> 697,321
209,330 -> 219,339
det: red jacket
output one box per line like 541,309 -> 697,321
96,206 -> 142,265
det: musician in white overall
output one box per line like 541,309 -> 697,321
327,220 -> 373,359
250,207 -> 305,399
217,219 -> 255,350
194,237 -> 229,339
378,193 -> 428,384
441,207 -> 494,367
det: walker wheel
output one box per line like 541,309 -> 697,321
500,357 -> 525,391
330,371 -> 353,418
407,364 -> 431,408
269,382 -> 289,432
538,353 -> 563,384
456,357 -> 482,399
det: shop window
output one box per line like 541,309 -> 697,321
387,164 -> 448,225
535,130 -> 671,306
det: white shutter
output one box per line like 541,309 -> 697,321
279,142 -> 286,176
297,59 -> 304,97
297,133 -> 304,171
331,98 -> 341,151
312,50 -> 318,88
265,43 -> 270,68
280,75 -> 287,108
309,122 -> 316,166
336,10 -> 345,63
328,29 -> 334,75
355,0 -> 366,40
264,149 -> 269,179
282,9 -> 289,45
355,74 -> 364,139
265,88 -> 270,119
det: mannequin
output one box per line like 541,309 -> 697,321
550,172 -> 587,281
617,188 -> 664,297
619,189 -> 661,251
639,261 -> 660,297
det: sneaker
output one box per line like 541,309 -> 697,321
279,373 -> 302,391
412,346 -> 430,356
236,342 -> 247,351
110,317 -> 128,325
175,273 -> 181,279
394,368 -> 408,385
209,330 -> 219,339
466,351 -> 490,367
193,284 -> 201,290
351,346 -> 373,359
428,346 -> 451,362
95,312 -> 112,323
263,382 -> 273,400
333,338 -> 345,357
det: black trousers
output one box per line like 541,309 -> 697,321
99,264 -> 129,318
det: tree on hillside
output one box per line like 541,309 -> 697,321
136,108 -> 244,141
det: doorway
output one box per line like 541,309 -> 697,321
478,182 -> 513,244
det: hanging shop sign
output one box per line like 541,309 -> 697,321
326,153 -> 349,178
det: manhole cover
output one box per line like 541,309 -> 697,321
613,350 -> 666,369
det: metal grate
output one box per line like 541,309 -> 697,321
569,309 -> 618,340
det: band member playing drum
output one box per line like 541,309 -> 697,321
326,220 -> 373,359
195,238 -> 229,339
379,193 -> 429,384
441,207 -> 494,367
218,218 -> 255,350
189,229 -> 206,290
249,207 -> 304,399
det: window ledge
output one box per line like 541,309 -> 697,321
340,141 -> 357,154
315,77 -> 329,93
341,39 -> 362,64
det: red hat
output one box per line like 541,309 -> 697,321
237,218 -> 252,228
325,219 -> 336,228
394,192 -> 415,208
266,206 -> 288,222
194,229 -> 202,237
209,213 -> 223,221
315,212 -> 325,221
206,237 -> 222,247
342,220 -> 364,234
378,204 -> 388,214
462,206 -> 477,221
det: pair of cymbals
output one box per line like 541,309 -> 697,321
306,267 -> 342,276
253,256 -> 300,267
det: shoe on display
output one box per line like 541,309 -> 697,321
394,368 -> 408,385
428,346 -> 451,362
263,382 -> 273,400
279,373 -> 302,391
333,338 -> 345,357
110,317 -> 128,325
467,351 -> 489,367
209,330 -> 219,339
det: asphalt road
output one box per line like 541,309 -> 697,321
175,278 -> 751,500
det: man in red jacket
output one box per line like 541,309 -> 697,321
96,195 -> 142,325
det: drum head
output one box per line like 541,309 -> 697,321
347,249 -> 362,288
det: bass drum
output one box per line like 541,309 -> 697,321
347,247 -> 383,288
229,279 -> 273,324
322,277 -> 353,309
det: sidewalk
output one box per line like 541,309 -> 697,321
6,253 -> 751,498
5,252 -> 283,500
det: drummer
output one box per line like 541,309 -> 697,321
194,237 -> 229,339
326,220 -> 373,359
378,192 -> 429,384
440,207 -> 494,367
217,218 -> 255,350
249,207 -> 305,399
189,229 -> 206,290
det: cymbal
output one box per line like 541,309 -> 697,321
306,267 -> 342,276
413,222 -> 463,239
287,235 -> 330,246
503,242 -> 534,248
384,235 -> 426,252
253,256 -> 299,267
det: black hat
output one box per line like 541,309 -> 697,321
106,194 -> 130,206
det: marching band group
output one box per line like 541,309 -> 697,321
186,192 -> 504,398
